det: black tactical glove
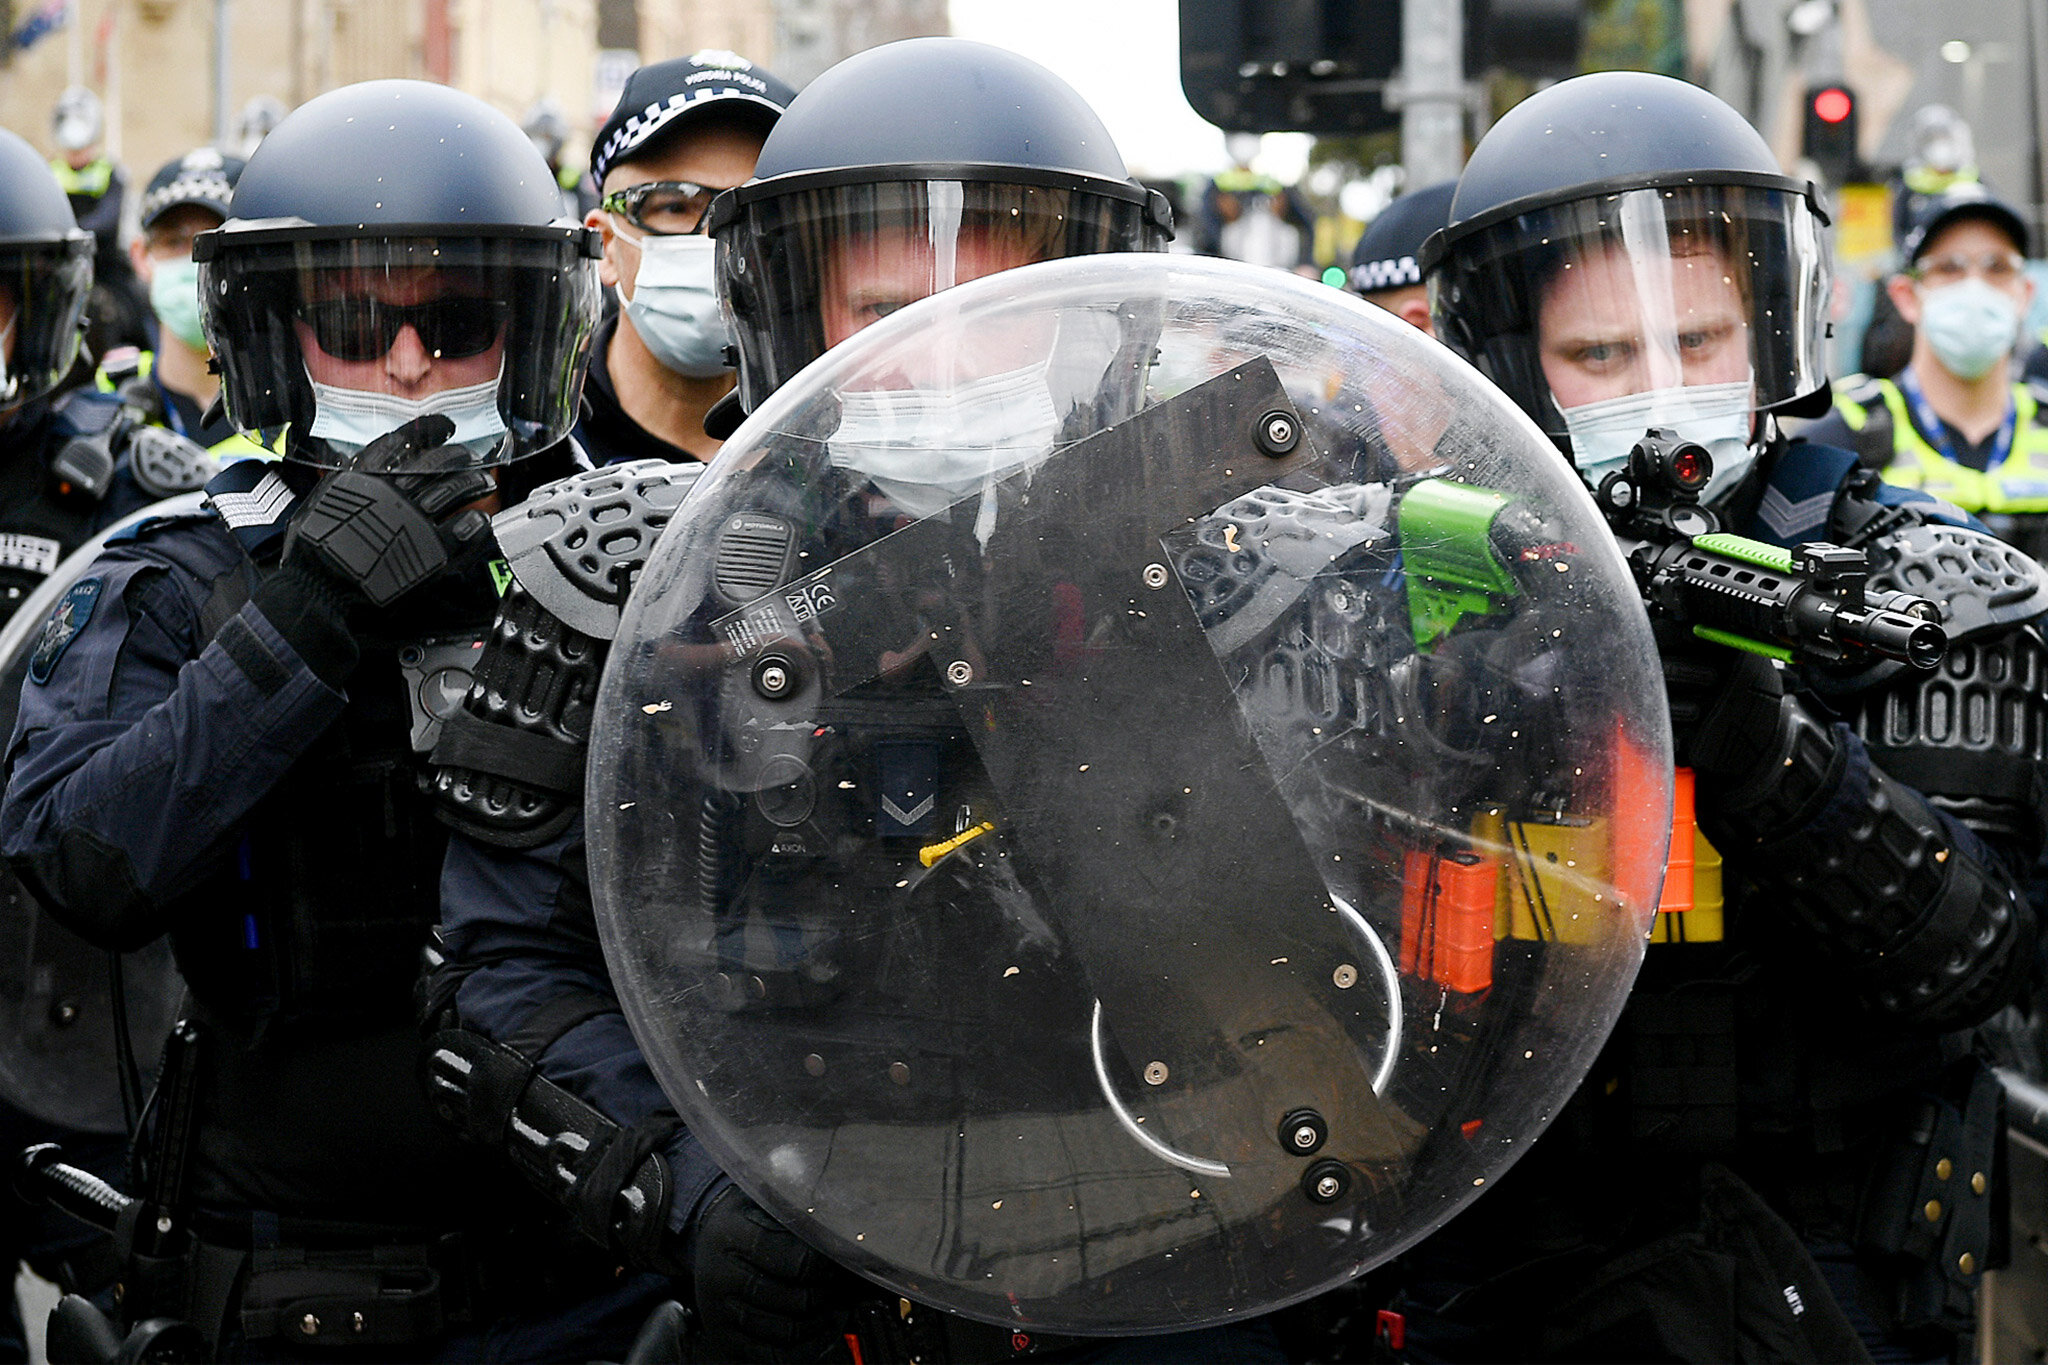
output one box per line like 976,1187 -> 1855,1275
688,1181 -> 862,1363
252,416 -> 494,685
1656,620 -> 1800,785
282,414 -> 495,607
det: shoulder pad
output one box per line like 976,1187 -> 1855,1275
492,458 -> 704,641
1867,521 -> 2048,640
124,425 -> 219,498
1835,373 -> 1884,406
47,385 -> 124,438
1175,482 -> 1393,654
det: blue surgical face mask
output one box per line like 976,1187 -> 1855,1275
614,226 -> 731,379
1557,376 -> 1757,503
1918,277 -> 2021,381
304,367 -> 508,465
149,259 -> 207,352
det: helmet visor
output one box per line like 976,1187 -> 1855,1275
716,177 -> 1167,411
1431,183 -> 1830,453
0,236 -> 92,411
199,230 -> 600,469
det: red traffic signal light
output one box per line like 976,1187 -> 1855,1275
1812,86 -> 1853,124
1802,83 -> 1860,184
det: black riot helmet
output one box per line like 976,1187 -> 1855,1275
0,128 -> 92,412
194,79 -> 603,470
1421,72 -> 1834,473
706,37 -> 1174,413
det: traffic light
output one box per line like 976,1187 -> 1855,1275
1179,0 -> 1582,136
1803,83 -> 1861,185
1179,0 -> 1403,136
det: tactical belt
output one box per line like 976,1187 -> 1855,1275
178,1205 -> 624,1352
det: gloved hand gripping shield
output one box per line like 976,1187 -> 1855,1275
588,254 -> 1672,1332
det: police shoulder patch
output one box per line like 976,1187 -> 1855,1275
28,577 -> 103,685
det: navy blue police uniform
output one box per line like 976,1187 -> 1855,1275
0,455 -> 675,1361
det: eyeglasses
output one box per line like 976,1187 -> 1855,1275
296,297 -> 507,363
1915,251 -> 2028,288
600,180 -> 733,236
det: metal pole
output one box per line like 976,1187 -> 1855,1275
1402,0 -> 1466,187
213,0 -> 230,147
66,0 -> 83,86
2029,0 -> 2048,249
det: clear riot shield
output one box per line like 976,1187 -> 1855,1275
0,495 -> 196,1135
587,254 -> 1672,1333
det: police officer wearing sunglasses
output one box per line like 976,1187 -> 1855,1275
0,81 -> 673,1360
578,49 -> 795,467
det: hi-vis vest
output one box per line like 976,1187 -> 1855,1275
95,350 -> 280,462
49,155 -> 113,199
1831,375 -> 2048,512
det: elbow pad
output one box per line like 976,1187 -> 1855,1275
425,1019 -> 681,1274
1704,696 -> 2034,1029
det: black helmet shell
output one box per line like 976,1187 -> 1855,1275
1441,71 -> 1791,240
748,37 -> 1136,187
0,128 -> 86,242
709,38 -> 1170,412
225,79 -> 567,231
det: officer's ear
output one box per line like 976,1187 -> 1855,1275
128,235 -> 153,286
586,206 -> 620,290
1394,295 -> 1434,336
1886,271 -> 1923,326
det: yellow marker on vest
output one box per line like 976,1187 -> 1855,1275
920,821 -> 995,868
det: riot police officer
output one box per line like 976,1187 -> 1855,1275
0,128 -> 205,621
0,126 -> 220,1365
1404,70 -> 2044,1361
419,39 -> 1332,1365
48,88 -> 145,357
0,81 -> 661,1361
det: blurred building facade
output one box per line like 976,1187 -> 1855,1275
773,0 -> 944,89
0,0 -> 944,222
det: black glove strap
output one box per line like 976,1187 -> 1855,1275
248,563 -> 359,688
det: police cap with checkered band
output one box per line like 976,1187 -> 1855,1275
590,50 -> 796,191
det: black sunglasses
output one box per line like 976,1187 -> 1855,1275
296,297 -> 508,363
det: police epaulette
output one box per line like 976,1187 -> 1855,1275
1834,372 -> 1884,406
2023,378 -> 2048,415
103,509 -> 217,545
